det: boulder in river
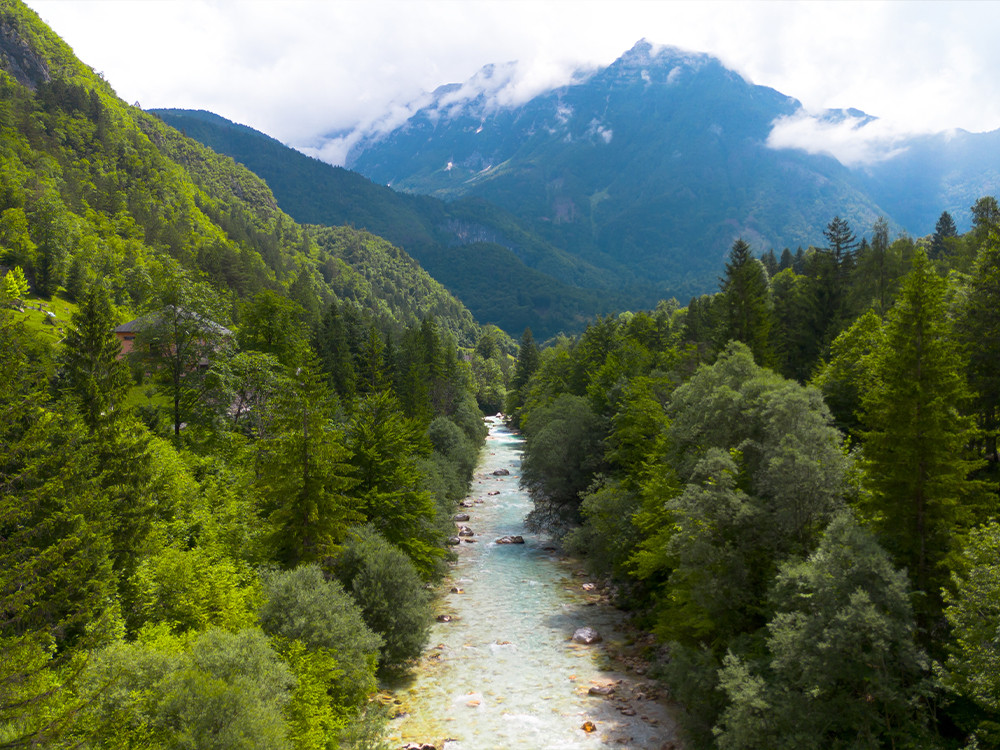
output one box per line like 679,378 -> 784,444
487,490 -> 500,496
458,525 -> 474,537
572,626 -> 602,644
495,535 -> 524,544
437,614 -> 453,623
588,684 -> 615,696
402,743 -> 437,750
492,468 -> 510,476
453,513 -> 471,522
446,536 -> 460,546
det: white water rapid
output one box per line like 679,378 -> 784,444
389,417 -> 680,749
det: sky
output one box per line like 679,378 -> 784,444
23,0 -> 1000,167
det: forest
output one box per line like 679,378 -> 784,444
4,0 -> 1000,748
0,2 -> 511,747
507,208 -> 1000,748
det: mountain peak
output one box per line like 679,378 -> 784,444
617,38 -> 712,70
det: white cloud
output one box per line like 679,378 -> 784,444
766,111 -> 912,167
22,0 -> 1000,167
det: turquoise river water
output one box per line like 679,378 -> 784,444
388,417 -> 680,749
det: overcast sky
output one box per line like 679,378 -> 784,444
24,0 -> 1000,166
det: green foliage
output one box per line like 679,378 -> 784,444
81,627 -> 296,749
942,521 -> 1000,744
957,234 -> 1000,464
333,527 -> 432,677
720,238 -> 773,365
237,289 -> 310,368
861,251 -> 988,614
715,514 -> 932,750
0,266 -> 28,304
811,309 -> 884,440
259,565 -> 380,719
520,393 -> 607,533
132,544 -> 259,634
346,389 -> 442,576
58,283 -> 131,431
257,361 -> 360,567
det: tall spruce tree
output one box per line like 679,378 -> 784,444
505,327 -> 540,426
258,358 -> 361,567
60,284 -> 131,433
861,250 -> 988,615
720,238 -> 772,365
931,210 -> 958,260
957,236 -> 1000,464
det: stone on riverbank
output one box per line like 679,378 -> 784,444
572,626 -> 602,644
453,513 -> 470,522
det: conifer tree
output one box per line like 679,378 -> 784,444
957,236 -> 1000,464
316,299 -> 356,400
505,327 -> 540,425
861,250 -> 988,614
930,210 -> 958,259
720,238 -> 772,365
60,284 -> 131,432
258,358 -> 361,567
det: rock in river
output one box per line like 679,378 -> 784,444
572,626 -> 602,644
495,535 -> 524,545
453,513 -> 471,522
492,468 -> 510,476
458,525 -> 475,537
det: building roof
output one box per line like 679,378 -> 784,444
113,307 -> 231,336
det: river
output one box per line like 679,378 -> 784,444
388,417 -> 680,749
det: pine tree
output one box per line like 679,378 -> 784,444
720,238 -> 772,365
930,210 -> 958,260
861,250 -> 988,614
316,299 -> 356,400
505,327 -> 540,426
60,284 -> 131,432
957,236 -> 1000,464
258,358 -> 361,567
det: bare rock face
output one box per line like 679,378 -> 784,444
494,535 -> 524,545
572,626 -> 602,644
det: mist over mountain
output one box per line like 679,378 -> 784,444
342,40 -> 1000,289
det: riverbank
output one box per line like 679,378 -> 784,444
387,418 -> 681,750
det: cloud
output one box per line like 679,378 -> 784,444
23,0 -> 1000,168
766,111 -> 912,167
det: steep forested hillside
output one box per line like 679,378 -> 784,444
0,2 -> 510,747
0,1 -> 479,346
152,107 -> 636,338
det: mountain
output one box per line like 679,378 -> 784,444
344,40 -> 1000,293
0,1 -> 479,345
152,107 -> 634,338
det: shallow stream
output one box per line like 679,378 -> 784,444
388,417 -> 679,749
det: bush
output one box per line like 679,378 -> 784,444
333,527 -> 432,676
259,564 -> 380,706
